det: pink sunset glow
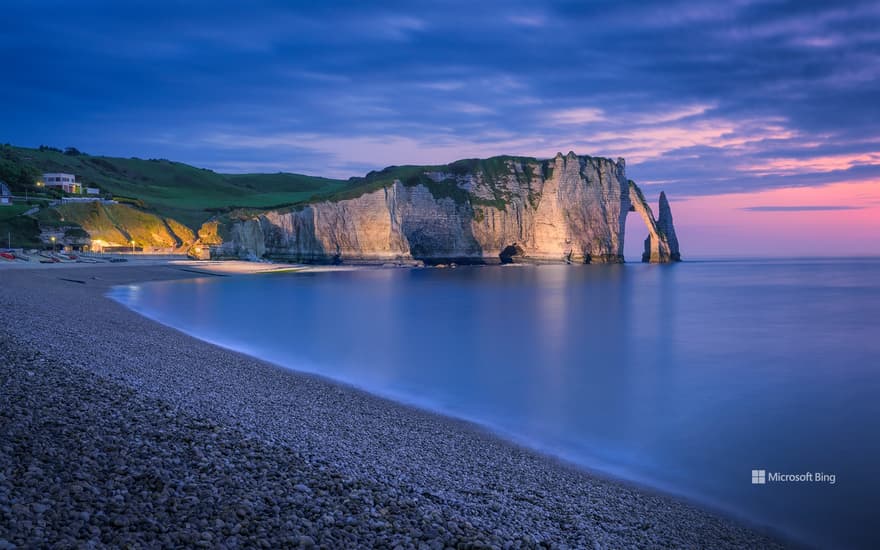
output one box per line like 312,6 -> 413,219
630,181 -> 880,258
739,152 -> 880,176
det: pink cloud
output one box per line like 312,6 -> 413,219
739,152 -> 880,176
636,103 -> 715,124
548,108 -> 606,125
574,117 -> 796,163
664,180 -> 880,257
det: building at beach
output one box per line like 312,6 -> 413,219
41,173 -> 82,194
0,182 -> 11,205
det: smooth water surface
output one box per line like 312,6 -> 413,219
111,259 -> 880,549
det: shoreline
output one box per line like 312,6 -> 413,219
1,261 -> 793,548
106,273 -> 782,542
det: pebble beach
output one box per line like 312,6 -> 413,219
0,263 -> 790,548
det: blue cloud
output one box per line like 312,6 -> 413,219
0,0 -> 878,194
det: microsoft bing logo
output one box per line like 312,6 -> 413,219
751,469 -> 766,484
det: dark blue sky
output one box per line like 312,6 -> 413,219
3,0 -> 879,200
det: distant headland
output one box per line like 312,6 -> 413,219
0,145 -> 679,264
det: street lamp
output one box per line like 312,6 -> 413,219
51,236 -> 56,253
130,239 -> 135,253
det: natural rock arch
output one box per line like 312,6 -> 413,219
627,181 -> 681,263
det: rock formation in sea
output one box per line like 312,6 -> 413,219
628,183 -> 681,263
207,152 -> 681,264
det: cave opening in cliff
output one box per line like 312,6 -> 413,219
499,244 -> 524,264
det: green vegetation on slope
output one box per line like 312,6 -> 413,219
0,145 -> 351,228
307,155 -> 544,209
0,204 -> 33,221
1,201 -> 196,250
41,203 -> 195,248
1,144 -> 576,236
0,205 -> 42,248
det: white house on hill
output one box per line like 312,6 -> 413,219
41,173 -> 82,194
0,182 -> 12,205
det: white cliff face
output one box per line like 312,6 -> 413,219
213,153 -> 680,264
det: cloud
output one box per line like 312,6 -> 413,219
449,102 -> 494,115
738,152 -> 880,176
559,115 -> 797,165
741,205 -> 865,212
506,14 -> 547,28
417,81 -> 466,91
547,108 -> 606,125
636,104 -> 715,124
375,15 -> 426,40
0,0 -> 878,201
196,130 -> 556,177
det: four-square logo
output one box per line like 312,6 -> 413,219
751,469 -> 766,484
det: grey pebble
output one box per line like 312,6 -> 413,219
0,266 -> 790,549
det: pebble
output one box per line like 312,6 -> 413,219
0,267 -> 789,549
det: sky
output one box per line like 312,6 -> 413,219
2,0 -> 879,257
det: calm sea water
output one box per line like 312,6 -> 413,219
111,259 -> 880,549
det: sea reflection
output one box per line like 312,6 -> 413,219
110,260 -> 880,549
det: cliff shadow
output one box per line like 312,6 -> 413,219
400,201 -> 487,265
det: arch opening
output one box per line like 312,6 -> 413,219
499,243 -> 525,264
622,208 -> 645,263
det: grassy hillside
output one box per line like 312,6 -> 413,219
0,204 -> 42,248
309,155 -> 546,208
0,144 -> 570,251
34,202 -> 195,249
1,146 -> 559,227
0,145 -> 350,228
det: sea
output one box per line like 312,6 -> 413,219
110,258 -> 880,549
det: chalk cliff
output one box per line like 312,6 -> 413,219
208,152 -> 681,264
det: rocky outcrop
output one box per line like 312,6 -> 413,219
656,192 -> 681,262
627,183 -> 681,263
212,153 -> 680,264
